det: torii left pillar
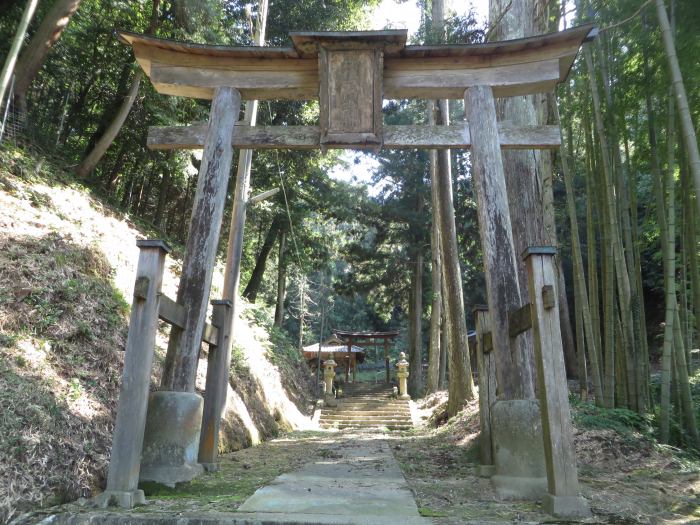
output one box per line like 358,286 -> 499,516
161,86 -> 240,392
140,87 -> 241,486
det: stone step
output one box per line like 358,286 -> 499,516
320,418 -> 412,425
325,406 -> 409,410
323,410 -> 411,416
320,415 -> 412,421
319,416 -> 412,424
321,421 -> 413,430
320,421 -> 413,427
336,401 -> 408,406
339,398 -> 407,402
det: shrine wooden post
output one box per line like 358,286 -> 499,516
523,247 -> 590,518
198,299 -> 233,470
465,85 -> 531,401
474,305 -> 497,477
97,240 -> 169,508
160,87 -> 241,392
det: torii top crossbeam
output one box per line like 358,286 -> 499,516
118,25 -> 595,151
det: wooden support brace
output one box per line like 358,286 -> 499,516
147,123 -> 561,151
523,246 -> 590,518
198,299 -> 233,470
157,294 -> 218,345
508,303 -> 533,338
97,239 -> 170,509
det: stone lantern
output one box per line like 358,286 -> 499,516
396,352 -> 410,400
323,358 -> 337,407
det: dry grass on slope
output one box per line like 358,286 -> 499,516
0,144 -> 314,522
396,390 -> 700,524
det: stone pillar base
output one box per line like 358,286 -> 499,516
324,394 -> 337,407
478,464 -> 496,478
398,394 -> 410,400
491,399 -> 547,499
543,494 -> 591,519
139,391 -> 204,487
492,475 -> 547,499
201,462 -> 220,473
92,489 -> 145,509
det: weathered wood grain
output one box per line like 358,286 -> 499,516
199,300 -> 232,468
120,25 -> 595,100
319,46 -> 383,145
465,85 -> 530,400
105,240 -> 169,499
524,248 -> 588,516
160,87 -> 240,393
150,63 -> 318,101
508,303 -> 533,338
158,294 -> 186,328
384,58 -> 560,100
147,123 -> 561,150
474,307 -> 497,471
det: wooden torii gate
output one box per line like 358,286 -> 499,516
333,330 -> 399,383
99,26 -> 595,518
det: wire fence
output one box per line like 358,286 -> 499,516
0,75 -> 25,145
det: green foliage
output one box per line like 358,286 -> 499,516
571,396 -> 654,436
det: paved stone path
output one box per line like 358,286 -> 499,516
235,437 -> 431,524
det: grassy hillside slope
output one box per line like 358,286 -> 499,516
0,144 -> 315,522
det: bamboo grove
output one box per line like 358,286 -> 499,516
561,0 -> 700,447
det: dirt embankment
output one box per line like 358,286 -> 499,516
0,144 -> 315,522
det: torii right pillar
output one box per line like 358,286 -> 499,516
465,85 -> 589,519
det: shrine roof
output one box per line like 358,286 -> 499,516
117,24 -> 596,101
118,25 -> 595,61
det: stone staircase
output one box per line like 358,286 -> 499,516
319,382 -> 413,431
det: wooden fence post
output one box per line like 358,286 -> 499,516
161,86 -> 241,393
198,299 -> 233,471
474,305 -> 497,477
523,246 -> 590,518
96,239 -> 170,508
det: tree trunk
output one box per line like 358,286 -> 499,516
434,103 -> 476,414
655,0 -> 700,220
672,308 -> 700,447
489,0 -> 578,380
75,0 -> 160,178
426,101 -> 442,394
243,216 -> 281,302
439,307 -> 448,389
0,0 -> 39,114
408,246 -> 423,398
154,162 -> 172,230
656,86 -> 676,442
584,45 -> 637,410
75,69 -> 143,178
556,98 -> 602,403
13,0 -> 82,109
274,230 -> 287,328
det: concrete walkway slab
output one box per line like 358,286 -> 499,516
238,439 -> 431,524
